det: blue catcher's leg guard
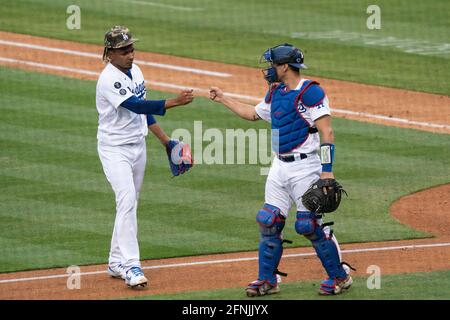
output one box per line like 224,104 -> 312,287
295,211 -> 348,282
256,203 -> 286,286
246,203 -> 286,297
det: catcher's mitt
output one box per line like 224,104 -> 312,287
165,139 -> 193,176
301,178 -> 347,213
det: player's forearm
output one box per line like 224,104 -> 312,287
148,122 -> 170,146
164,98 -> 181,109
164,90 -> 194,109
315,115 -> 334,144
220,97 -> 259,121
319,126 -> 334,145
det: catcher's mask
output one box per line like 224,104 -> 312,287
260,43 -> 307,84
103,26 -> 138,62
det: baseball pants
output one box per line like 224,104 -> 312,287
265,154 -> 343,259
98,139 -> 146,270
265,154 -> 322,217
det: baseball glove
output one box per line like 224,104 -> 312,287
301,178 -> 347,213
165,139 -> 193,176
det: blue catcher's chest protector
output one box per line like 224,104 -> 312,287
268,81 -> 316,154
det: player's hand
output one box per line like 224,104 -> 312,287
320,172 -> 334,180
209,87 -> 224,103
176,89 -> 194,105
166,89 -> 194,108
320,171 -> 335,194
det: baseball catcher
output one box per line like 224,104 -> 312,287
209,43 -> 354,296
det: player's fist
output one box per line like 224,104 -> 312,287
166,89 -> 194,108
176,89 -> 194,105
209,87 -> 224,103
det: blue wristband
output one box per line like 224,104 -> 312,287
320,143 -> 334,172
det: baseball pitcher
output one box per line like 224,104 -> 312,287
96,26 -> 194,288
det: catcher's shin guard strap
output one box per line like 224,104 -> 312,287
320,143 -> 334,172
256,204 -> 286,285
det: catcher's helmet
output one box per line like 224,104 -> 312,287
261,43 -> 307,69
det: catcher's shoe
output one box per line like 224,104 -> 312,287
318,275 -> 353,295
107,264 -> 126,280
125,267 -> 148,288
246,280 -> 280,297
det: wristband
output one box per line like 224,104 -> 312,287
320,143 -> 334,172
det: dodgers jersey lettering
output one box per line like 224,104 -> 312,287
255,79 -> 331,155
96,63 -> 148,146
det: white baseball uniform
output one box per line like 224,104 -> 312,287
250,76 -> 348,290
254,78 -> 331,217
96,62 -> 148,270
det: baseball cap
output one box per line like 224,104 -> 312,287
104,26 -> 138,49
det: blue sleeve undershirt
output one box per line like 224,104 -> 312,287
146,114 -> 156,126
121,69 -> 162,126
120,95 -> 166,126
121,95 -> 166,115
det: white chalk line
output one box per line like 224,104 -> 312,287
287,30 -> 450,58
0,57 -> 100,76
331,108 -> 450,130
0,56 -> 449,131
125,0 -> 204,12
0,242 -> 449,284
0,40 -> 230,77
0,57 -> 248,100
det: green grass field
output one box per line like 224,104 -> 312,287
132,270 -> 450,300
0,0 -> 449,95
0,66 -> 449,273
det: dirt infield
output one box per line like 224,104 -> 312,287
0,32 -> 449,299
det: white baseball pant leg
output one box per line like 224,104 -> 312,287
98,140 -> 146,270
264,157 -> 293,218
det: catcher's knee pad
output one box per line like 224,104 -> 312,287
256,203 -> 286,285
295,211 -> 319,237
